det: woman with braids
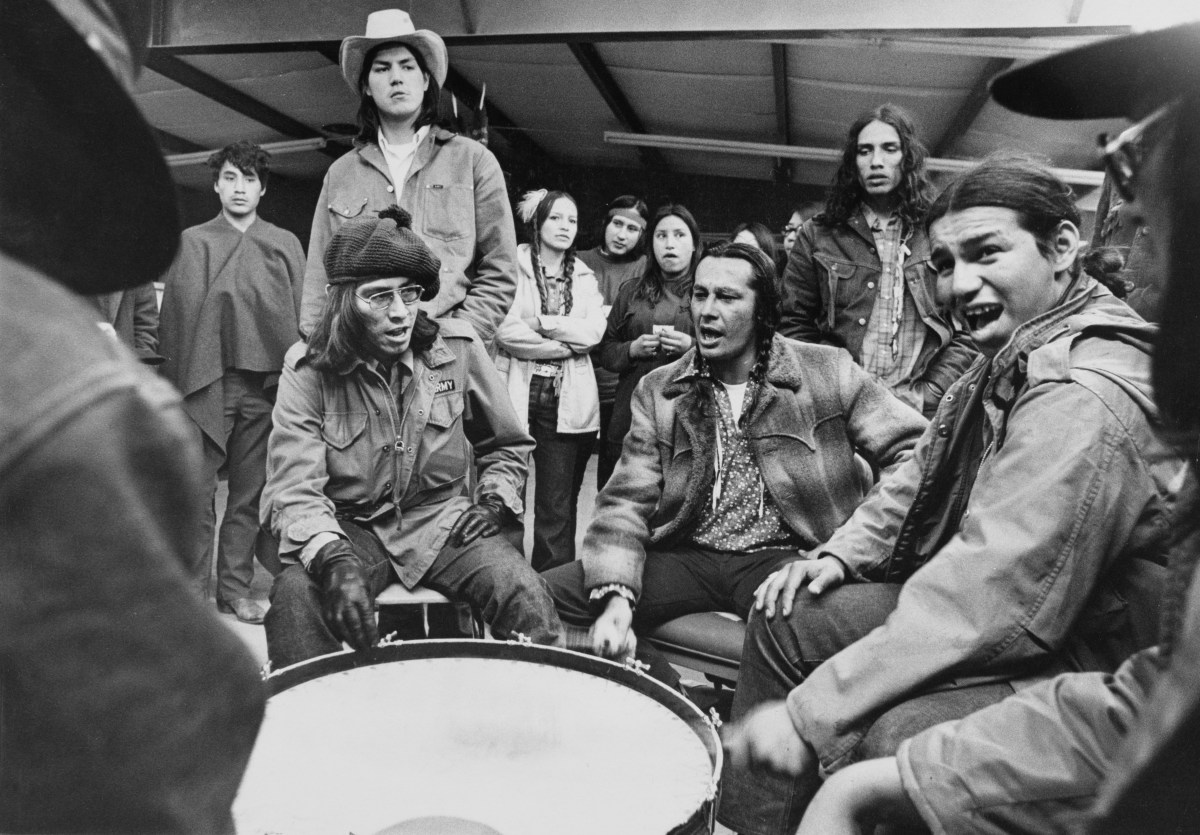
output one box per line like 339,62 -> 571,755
542,243 -> 926,689
597,205 -> 701,478
495,190 -> 606,571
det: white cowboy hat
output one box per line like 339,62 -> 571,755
339,9 -> 448,94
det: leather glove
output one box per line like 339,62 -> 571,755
447,495 -> 511,548
311,539 -> 378,651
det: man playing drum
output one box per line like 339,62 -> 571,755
543,242 -> 926,687
262,206 -> 563,669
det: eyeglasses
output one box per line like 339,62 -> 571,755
782,224 -> 799,235
356,285 -> 423,310
1098,102 -> 1176,202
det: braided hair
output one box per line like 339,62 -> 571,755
517,189 -> 578,315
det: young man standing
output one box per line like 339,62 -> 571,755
780,104 -> 977,417
577,195 -> 649,488
543,243 -> 925,686
298,9 -> 517,347
159,141 -> 305,624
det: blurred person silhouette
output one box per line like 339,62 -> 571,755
0,1 -> 264,830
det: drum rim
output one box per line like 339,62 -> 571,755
266,640 -> 722,774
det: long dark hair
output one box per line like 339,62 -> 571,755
307,283 -> 439,373
731,221 -> 779,267
820,104 -> 934,232
926,153 -> 1082,272
520,189 -> 579,315
635,204 -> 701,304
599,194 -> 650,259
354,42 -> 441,146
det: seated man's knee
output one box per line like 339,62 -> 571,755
269,563 -> 318,606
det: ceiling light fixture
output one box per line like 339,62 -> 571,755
603,131 -> 1105,188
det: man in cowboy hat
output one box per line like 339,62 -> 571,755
298,8 -> 517,350
264,207 -> 563,669
768,20 -> 1200,835
0,1 -> 264,830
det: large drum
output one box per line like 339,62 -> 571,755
235,639 -> 722,834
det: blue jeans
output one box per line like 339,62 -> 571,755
528,374 -> 595,571
716,583 -> 1015,835
543,545 -> 797,687
265,519 -> 564,670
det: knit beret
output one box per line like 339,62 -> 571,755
323,205 -> 440,300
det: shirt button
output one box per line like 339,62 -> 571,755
944,393 -> 954,402
384,482 -> 392,491
858,317 -> 867,325
381,444 -> 390,452
418,409 -> 424,416
937,424 -> 949,438
867,282 -> 875,289
386,185 -> 394,193
429,374 -> 436,381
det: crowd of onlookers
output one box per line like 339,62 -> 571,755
8,2 -> 1200,833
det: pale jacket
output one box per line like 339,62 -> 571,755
494,244 -> 605,434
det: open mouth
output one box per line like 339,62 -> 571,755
962,304 -> 1003,332
697,325 -> 722,345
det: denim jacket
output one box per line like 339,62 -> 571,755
262,319 -> 532,588
299,130 -> 518,345
581,336 -> 928,598
780,214 -> 978,415
786,278 -> 1181,771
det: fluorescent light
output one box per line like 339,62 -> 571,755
165,137 -> 327,168
604,131 -> 1105,188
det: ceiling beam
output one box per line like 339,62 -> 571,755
931,57 -> 1014,157
568,42 -> 668,172
771,44 -> 793,185
151,0 -> 1138,48
144,51 -> 340,158
154,128 -> 206,154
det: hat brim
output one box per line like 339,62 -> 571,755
340,31 -> 448,95
991,22 -> 1200,120
0,0 -> 179,294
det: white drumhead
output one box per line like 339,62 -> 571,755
235,652 -> 715,835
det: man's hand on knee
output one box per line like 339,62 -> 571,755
311,539 -> 378,651
723,701 -> 814,778
754,555 -> 847,618
448,494 -> 511,547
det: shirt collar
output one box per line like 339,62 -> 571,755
377,125 -> 429,158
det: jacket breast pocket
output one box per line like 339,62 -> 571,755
327,197 -> 370,223
427,391 -> 464,429
321,411 -> 368,449
421,183 -> 473,243
813,254 -> 867,311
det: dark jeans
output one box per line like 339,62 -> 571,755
542,545 -> 797,687
194,369 -> 273,603
595,399 -> 618,490
717,583 -> 1016,835
528,374 -> 596,572
264,519 -> 564,670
